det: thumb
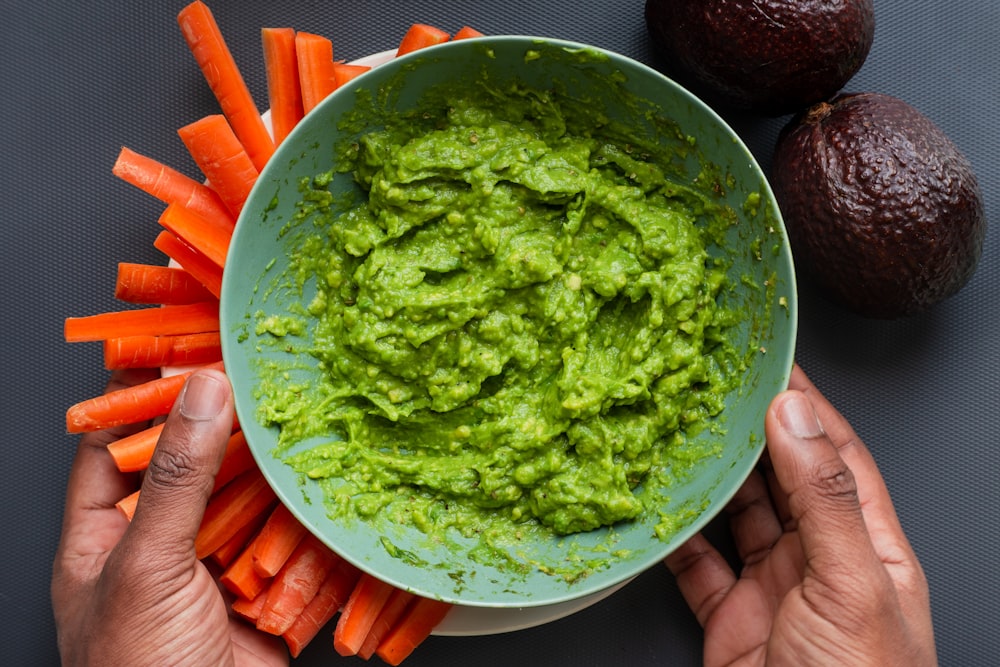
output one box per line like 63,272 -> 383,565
127,369 -> 233,559
766,390 -> 882,579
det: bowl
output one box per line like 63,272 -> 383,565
221,36 -> 796,609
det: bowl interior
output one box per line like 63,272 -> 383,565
221,36 -> 796,608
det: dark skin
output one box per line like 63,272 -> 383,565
52,365 -> 936,665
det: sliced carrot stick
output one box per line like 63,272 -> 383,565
332,63 -> 371,87
452,26 -> 485,40
261,27 -> 303,145
158,202 -> 233,268
232,587 -> 270,623
295,32 -> 337,114
106,422 -> 165,473
177,1 -> 274,171
115,262 -> 216,305
221,538 -> 271,600
210,507 -> 266,568
66,361 -> 222,433
333,571 -> 397,656
281,557 -> 361,658
115,489 -> 140,522
64,301 -> 220,343
357,588 -> 416,660
112,146 -> 234,226
153,230 -> 224,299
212,429 -> 256,493
251,502 -> 309,578
395,23 -> 450,57
103,332 -> 222,370
195,466 -> 277,559
374,597 -> 453,666
177,115 -> 259,219
256,534 -> 339,636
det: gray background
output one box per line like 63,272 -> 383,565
2,1 -> 997,664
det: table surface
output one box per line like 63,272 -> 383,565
3,1 -> 997,664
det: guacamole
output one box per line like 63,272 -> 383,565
253,80 -> 741,543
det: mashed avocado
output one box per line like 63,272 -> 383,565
253,79 -> 742,543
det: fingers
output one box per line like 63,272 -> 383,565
724,469 -> 783,566
663,532 -> 737,627
126,369 -> 233,561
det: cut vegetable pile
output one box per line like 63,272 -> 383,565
64,2 -> 484,662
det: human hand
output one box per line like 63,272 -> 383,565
52,368 -> 289,667
665,364 -> 937,666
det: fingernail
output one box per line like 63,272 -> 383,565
778,392 -> 824,439
179,373 -> 226,420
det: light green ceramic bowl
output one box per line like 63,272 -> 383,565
221,36 -> 796,608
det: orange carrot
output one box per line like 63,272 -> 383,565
452,26 -> 485,40
261,27 -> 303,145
295,32 -> 337,114
395,23 -> 450,57
115,262 -> 216,305
281,557 -> 361,657
65,301 -> 220,343
106,422 -> 165,473
177,115 -> 259,219
177,1 -> 274,171
221,537 -> 271,600
210,507 -> 266,568
332,62 -> 371,87
153,230 -> 224,299
333,571 -> 397,656
374,597 -> 453,666
257,534 -> 340,636
115,489 -> 140,522
357,588 -> 416,660
103,332 -> 222,370
112,146 -> 234,226
232,588 -> 270,623
158,202 -> 233,268
212,429 -> 256,493
196,466 -> 277,559
251,502 -> 309,578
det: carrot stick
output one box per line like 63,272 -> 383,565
452,26 -> 485,40
212,429 -> 256,493
261,27 -> 302,145
115,489 -> 140,522
332,63 -> 371,87
333,571 -> 397,656
357,588 -> 416,660
158,202 -> 233,268
251,502 -> 309,578
210,507 -> 266,568
295,32 -> 337,114
115,262 -> 216,305
256,534 -> 340,636
177,115 -> 259,219
66,361 -> 223,433
232,587 -> 270,623
153,230 -> 224,299
65,301 -> 220,343
395,23 -> 450,57
374,597 -> 453,666
281,557 -> 361,657
103,332 -> 222,370
177,1 -> 274,171
221,537 -> 271,600
112,146 -> 234,226
106,422 -> 165,473
195,466 -> 277,559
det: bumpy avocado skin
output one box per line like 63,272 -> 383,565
772,92 -> 987,319
644,0 -> 875,115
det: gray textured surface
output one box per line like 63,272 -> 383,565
2,1 -> 997,664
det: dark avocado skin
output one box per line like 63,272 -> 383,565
771,92 -> 987,319
644,0 -> 875,115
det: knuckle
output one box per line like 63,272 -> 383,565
809,457 -> 859,506
143,445 -> 205,493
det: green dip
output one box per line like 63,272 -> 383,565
253,77 -> 743,548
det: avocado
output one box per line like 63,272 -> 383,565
771,92 -> 987,319
644,0 -> 875,115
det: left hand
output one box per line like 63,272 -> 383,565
51,368 -> 289,667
